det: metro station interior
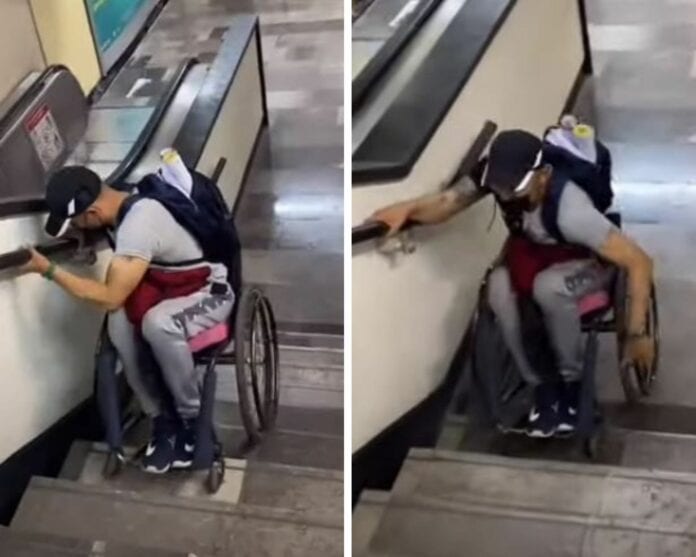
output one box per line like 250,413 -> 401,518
3,0 -> 696,554
0,0 -> 343,555
352,0 -> 696,554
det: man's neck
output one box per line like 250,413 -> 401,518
105,189 -> 131,227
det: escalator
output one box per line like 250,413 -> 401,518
0,13 -> 342,554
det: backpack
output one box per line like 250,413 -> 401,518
539,121 -> 613,242
116,170 -> 242,297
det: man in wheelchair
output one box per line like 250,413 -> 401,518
19,151 -> 238,474
372,124 -> 655,438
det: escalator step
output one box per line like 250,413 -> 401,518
0,525 -> 206,556
352,490 -> 389,556
65,444 -> 343,521
11,476 -> 342,556
369,494 -> 695,556
387,448 -> 696,533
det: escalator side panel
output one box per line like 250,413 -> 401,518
0,69 -> 87,208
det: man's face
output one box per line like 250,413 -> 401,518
496,166 -> 551,216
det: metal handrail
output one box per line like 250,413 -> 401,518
0,237 -> 79,270
106,57 -> 197,185
352,120 -> 497,245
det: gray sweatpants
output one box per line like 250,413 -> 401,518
488,259 -> 608,385
108,285 -> 234,420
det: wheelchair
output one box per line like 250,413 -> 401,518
94,163 -> 279,494
466,212 -> 660,458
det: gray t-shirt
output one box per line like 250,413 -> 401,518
114,198 -> 227,282
522,182 -> 615,251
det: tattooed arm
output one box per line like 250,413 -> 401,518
370,176 -> 484,235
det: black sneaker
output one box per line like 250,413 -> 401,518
172,418 -> 197,470
142,415 -> 176,474
526,383 -> 559,438
557,381 -> 581,435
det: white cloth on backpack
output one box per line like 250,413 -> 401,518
545,127 -> 597,165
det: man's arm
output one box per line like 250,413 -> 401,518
597,230 -> 653,335
23,249 -> 149,311
597,230 -> 655,373
371,176 -> 484,235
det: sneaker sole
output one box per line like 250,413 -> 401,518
171,460 -> 193,470
142,463 -> 172,475
526,428 -> 556,439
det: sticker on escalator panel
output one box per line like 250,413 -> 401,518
24,105 -> 64,171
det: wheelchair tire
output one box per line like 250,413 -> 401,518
102,449 -> 125,478
234,288 -> 265,444
259,295 -> 279,430
206,458 -> 225,494
234,287 -> 279,443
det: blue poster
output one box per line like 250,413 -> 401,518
86,0 -> 149,54
85,0 -> 158,73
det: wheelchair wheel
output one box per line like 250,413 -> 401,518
259,295 -> 279,430
102,449 -> 125,478
234,287 -> 278,443
206,458 -> 225,494
615,276 -> 659,403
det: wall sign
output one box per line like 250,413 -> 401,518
24,105 -> 64,171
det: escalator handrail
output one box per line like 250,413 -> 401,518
352,120 -> 497,245
0,154 -> 227,272
0,237 -> 79,271
352,0 -> 443,110
106,57 -> 197,185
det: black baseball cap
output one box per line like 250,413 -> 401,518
45,166 -> 102,236
484,130 -> 544,200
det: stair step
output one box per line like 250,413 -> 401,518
276,330 -> 343,350
369,492 -> 696,556
619,429 -> 696,474
451,411 -> 696,475
215,401 -> 343,439
389,448 -> 696,532
435,414 -> 467,451
62,442 -> 343,521
12,476 -> 342,556
107,403 -> 343,470
246,428 -> 343,470
279,344 -> 344,368
353,490 -> 389,556
216,363 -> 343,409
0,525 -> 206,556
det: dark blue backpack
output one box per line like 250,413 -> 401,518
540,134 -> 613,243
116,170 -> 242,296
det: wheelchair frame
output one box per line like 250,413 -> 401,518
468,212 -> 660,459
97,159 -> 280,493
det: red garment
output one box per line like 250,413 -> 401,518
504,236 -> 589,296
125,266 -> 211,329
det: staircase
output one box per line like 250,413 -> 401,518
354,410 -> 696,556
2,331 -> 343,556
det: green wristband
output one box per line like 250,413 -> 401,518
42,262 -> 56,281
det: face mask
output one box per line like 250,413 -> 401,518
500,196 -> 533,216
